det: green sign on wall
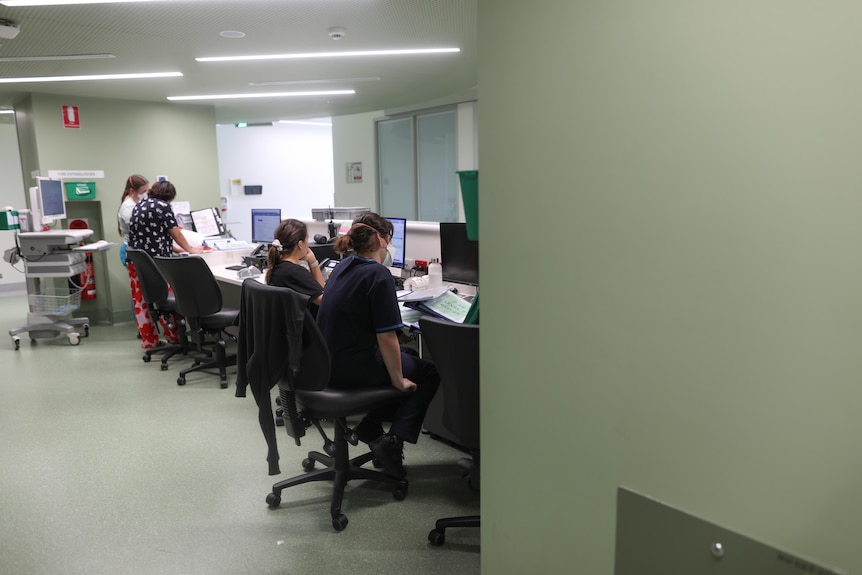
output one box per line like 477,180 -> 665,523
64,181 -> 96,200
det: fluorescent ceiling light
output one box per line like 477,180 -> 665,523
0,109 -> 14,114
277,120 -> 333,126
0,71 -> 182,84
167,90 -> 354,102
196,48 -> 460,63
249,77 -> 380,87
0,53 -> 114,63
0,1 -> 169,6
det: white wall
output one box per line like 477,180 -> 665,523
216,122 -> 334,242
0,120 -> 27,290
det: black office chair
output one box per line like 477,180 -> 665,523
154,255 -> 239,388
124,247 -> 188,370
235,280 -> 408,532
419,316 -> 480,546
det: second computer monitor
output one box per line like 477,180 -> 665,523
251,208 -> 282,243
440,222 -> 479,285
385,216 -> 407,268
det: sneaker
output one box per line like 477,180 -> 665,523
354,418 -> 384,444
369,434 -> 406,479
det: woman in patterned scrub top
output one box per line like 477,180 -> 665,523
126,180 -> 202,349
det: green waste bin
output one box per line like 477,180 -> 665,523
457,170 -> 478,241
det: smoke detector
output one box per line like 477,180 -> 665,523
327,27 -> 346,40
0,18 -> 20,40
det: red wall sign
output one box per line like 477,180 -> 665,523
62,105 -> 80,129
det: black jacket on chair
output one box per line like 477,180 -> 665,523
235,279 -> 325,475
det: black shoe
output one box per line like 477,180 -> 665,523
369,434 -> 406,480
354,419 -> 384,444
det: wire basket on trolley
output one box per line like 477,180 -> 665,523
28,288 -> 82,315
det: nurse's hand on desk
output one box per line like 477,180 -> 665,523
392,378 -> 417,392
188,246 -> 204,254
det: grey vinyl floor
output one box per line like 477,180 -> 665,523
0,291 -> 479,575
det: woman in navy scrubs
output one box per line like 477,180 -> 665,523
316,212 -> 439,480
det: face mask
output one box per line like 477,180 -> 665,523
383,242 -> 396,267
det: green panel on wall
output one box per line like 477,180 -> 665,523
65,181 -> 96,200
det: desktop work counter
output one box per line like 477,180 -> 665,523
198,247 -> 260,308
199,247 -> 477,450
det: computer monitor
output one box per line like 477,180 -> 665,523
251,208 -> 282,243
385,216 -> 407,268
37,178 -> 66,222
440,222 -> 479,285
190,207 -> 226,237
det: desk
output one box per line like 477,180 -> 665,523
201,249 -> 471,447
199,247 -> 261,308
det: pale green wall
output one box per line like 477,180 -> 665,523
21,93 -> 220,323
481,2 -> 862,573
0,120 -> 26,288
332,104 -> 479,219
332,110 -> 381,210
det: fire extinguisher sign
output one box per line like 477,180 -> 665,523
62,105 -> 80,129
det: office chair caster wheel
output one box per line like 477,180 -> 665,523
142,354 -> 151,363
12,336 -> 20,350
177,376 -> 186,386
266,493 -> 281,508
83,324 -> 89,337
302,458 -> 315,471
428,529 -> 445,546
332,514 -> 348,532
160,363 -> 168,371
392,484 -> 408,501
220,379 -> 228,389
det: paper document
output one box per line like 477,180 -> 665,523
178,229 -> 205,248
397,286 -> 450,302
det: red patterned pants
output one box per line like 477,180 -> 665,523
127,261 -> 181,349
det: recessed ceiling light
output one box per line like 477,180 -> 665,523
196,48 -> 460,63
0,71 -> 182,83
0,53 -> 115,62
248,77 -> 380,87
167,90 -> 355,102
220,30 -> 245,39
0,1 -> 169,6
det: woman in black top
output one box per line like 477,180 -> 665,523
265,219 -> 324,314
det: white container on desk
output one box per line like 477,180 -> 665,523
428,259 -> 442,288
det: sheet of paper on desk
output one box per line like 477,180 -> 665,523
398,303 -> 423,324
178,228 -> 205,247
398,286 -> 450,302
